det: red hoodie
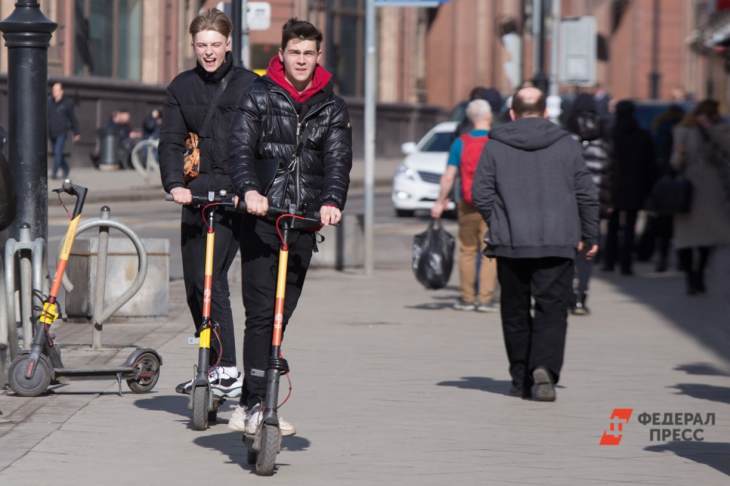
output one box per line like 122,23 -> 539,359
266,55 -> 332,103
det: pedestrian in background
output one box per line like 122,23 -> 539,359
455,86 -> 504,136
142,109 -> 163,140
472,87 -> 599,401
564,93 -> 611,315
432,99 -> 498,312
646,104 -> 685,272
671,99 -> 730,294
603,100 -> 654,275
47,82 -> 80,179
159,8 -> 257,397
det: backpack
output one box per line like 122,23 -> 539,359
458,132 -> 489,206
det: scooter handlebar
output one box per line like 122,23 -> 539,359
53,179 -> 88,218
164,192 -> 325,224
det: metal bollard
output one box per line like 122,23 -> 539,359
91,206 -> 110,350
60,209 -> 149,348
99,133 -> 119,171
3,223 -> 46,355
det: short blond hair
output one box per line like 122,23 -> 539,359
466,99 -> 492,123
189,8 -> 232,38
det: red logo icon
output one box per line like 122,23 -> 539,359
600,408 -> 633,446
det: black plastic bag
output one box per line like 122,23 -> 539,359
412,219 -> 455,290
0,151 -> 16,231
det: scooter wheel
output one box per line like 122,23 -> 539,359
8,354 -> 53,397
191,386 -> 209,430
255,424 -> 281,476
126,352 -> 161,393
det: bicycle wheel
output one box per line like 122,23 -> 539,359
130,139 -> 159,177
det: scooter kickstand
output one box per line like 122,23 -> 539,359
116,372 -> 123,396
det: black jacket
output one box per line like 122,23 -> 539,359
610,125 -> 655,211
472,117 -> 599,259
228,76 -> 352,212
48,96 -> 79,139
159,55 -> 258,193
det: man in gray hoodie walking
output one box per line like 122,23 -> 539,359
472,87 -> 599,401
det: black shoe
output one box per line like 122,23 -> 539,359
601,265 -> 615,272
686,272 -> 699,295
570,293 -> 590,316
509,384 -> 524,397
620,267 -> 634,276
655,259 -> 668,273
530,367 -> 556,402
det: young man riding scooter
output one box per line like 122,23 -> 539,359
227,18 -> 352,436
159,9 -> 257,398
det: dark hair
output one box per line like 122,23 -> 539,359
682,99 -> 721,126
511,88 -> 546,117
189,8 -> 232,38
281,18 -> 323,50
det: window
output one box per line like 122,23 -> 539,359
325,0 -> 365,97
420,131 -> 455,153
74,0 -> 142,80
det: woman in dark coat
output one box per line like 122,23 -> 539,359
603,100 -> 654,275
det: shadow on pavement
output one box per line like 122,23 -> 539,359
670,383 -> 730,405
645,441 -> 730,476
193,432 -> 311,472
133,394 -> 188,417
436,376 -> 513,396
674,362 -> 730,377
596,261 -> 730,363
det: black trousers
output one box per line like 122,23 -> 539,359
497,257 -> 573,390
180,202 -> 239,367
239,216 -> 314,407
604,210 -> 638,272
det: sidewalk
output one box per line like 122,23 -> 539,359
1,255 -> 729,484
50,157 -> 402,203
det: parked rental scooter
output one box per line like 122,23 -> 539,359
242,204 -> 322,476
8,181 -> 162,397
166,190 -> 241,430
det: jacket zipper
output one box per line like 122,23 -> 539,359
270,87 -> 335,209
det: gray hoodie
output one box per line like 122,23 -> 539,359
472,117 -> 599,259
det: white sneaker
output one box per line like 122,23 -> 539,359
175,365 -> 226,395
210,367 -> 243,398
228,405 -> 247,432
243,403 -> 296,436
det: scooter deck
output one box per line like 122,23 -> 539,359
55,366 -> 135,377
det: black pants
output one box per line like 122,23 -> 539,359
181,202 -> 239,367
497,257 -> 573,391
678,246 -> 712,292
239,216 -> 314,407
604,209 -> 638,273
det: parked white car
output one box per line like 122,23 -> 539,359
392,121 -> 457,217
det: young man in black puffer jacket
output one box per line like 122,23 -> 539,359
227,18 -> 352,435
159,9 -> 257,399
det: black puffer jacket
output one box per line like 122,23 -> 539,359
228,76 -> 352,212
159,55 -> 258,194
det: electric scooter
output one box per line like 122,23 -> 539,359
243,205 -> 322,476
8,181 -> 162,397
166,190 -> 241,430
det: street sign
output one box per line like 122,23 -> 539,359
247,2 -> 270,31
374,0 -> 449,6
558,16 -> 597,86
